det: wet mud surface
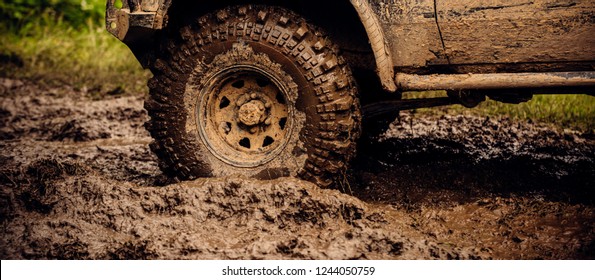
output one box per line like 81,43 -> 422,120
0,78 -> 593,259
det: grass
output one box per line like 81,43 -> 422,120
476,95 -> 594,132
0,14 -> 150,96
404,91 -> 595,133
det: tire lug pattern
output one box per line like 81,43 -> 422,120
146,5 -> 361,188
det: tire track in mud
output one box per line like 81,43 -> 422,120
0,78 -> 593,259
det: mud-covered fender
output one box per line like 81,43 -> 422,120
349,0 -> 396,91
160,0 -> 396,91
106,0 -> 171,66
107,0 -> 396,91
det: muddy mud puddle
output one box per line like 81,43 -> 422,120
0,78 -> 593,259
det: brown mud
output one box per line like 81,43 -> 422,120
0,78 -> 593,259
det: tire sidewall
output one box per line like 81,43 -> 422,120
147,5 -> 361,186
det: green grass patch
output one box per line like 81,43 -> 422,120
0,12 -> 150,96
405,91 -> 595,133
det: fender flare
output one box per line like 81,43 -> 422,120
111,0 -> 397,91
157,0 -> 397,91
349,0 -> 396,91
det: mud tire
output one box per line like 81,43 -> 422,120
145,5 -> 361,187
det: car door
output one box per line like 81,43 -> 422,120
435,0 -> 595,69
372,0 -> 447,68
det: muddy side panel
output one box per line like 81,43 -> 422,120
437,0 -> 595,66
369,0 -> 447,68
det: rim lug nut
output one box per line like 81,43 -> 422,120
250,93 -> 257,99
250,127 -> 258,134
264,118 -> 272,125
265,102 -> 272,109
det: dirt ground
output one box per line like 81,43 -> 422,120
0,78 -> 593,259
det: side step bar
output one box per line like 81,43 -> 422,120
395,71 -> 595,91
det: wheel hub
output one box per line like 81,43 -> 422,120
238,99 -> 266,127
196,68 -> 293,167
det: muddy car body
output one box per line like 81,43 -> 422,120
107,0 -> 595,186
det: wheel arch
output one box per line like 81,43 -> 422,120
146,0 -> 396,91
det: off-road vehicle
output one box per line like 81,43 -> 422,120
106,0 -> 594,187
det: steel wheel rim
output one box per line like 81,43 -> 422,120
196,65 -> 294,167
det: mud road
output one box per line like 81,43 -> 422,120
0,78 -> 593,259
